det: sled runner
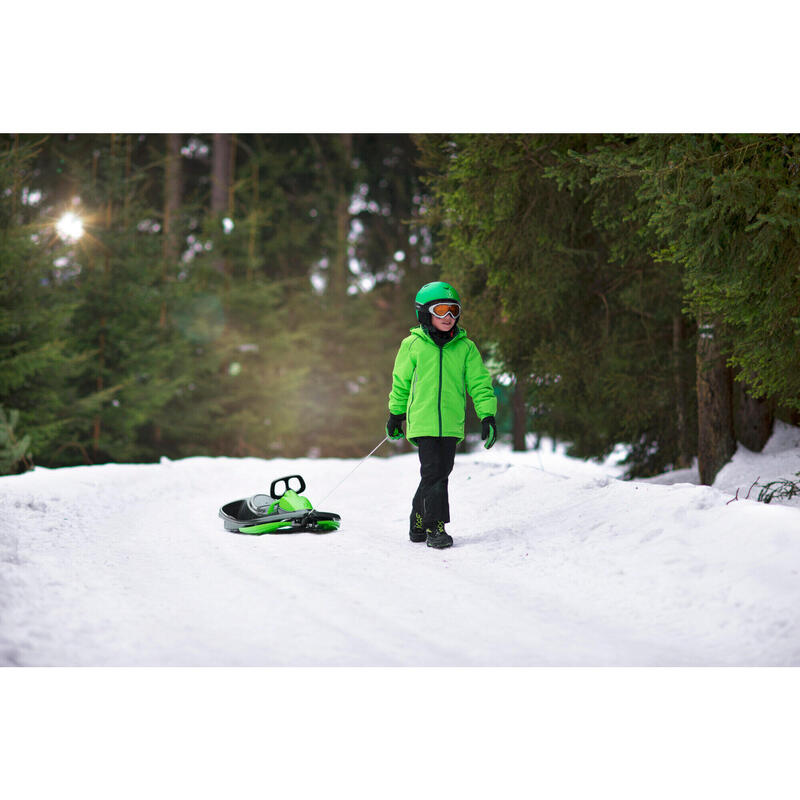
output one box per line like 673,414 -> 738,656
219,474 -> 341,535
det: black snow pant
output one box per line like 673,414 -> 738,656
411,437 -> 459,530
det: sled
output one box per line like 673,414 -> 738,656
219,474 -> 341,535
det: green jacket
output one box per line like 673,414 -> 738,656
388,326 -> 497,443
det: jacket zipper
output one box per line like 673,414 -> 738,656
437,345 -> 444,436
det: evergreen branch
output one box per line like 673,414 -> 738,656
569,136 -> 782,180
0,406 -> 34,472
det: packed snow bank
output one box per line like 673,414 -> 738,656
1,427 -> 799,666
714,421 -> 800,506
645,420 -> 800,509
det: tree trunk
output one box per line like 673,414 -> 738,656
672,315 -> 692,468
94,134 -> 115,455
512,373 -> 528,451
331,133 -> 352,300
734,382 -> 774,452
696,321 -> 736,485
11,134 -> 19,218
163,134 -> 182,265
211,133 -> 233,275
123,134 -> 132,223
246,140 -> 259,282
161,134 -> 182,330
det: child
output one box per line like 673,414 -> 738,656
386,281 -> 497,549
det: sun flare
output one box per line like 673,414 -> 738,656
56,211 -> 84,242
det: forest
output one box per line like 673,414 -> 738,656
2,133 -> 799,484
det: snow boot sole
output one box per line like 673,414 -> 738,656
426,532 -> 453,549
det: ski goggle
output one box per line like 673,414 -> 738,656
428,302 -> 461,319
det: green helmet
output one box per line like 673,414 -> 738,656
415,281 -> 461,325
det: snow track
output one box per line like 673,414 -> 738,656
2,439 -> 800,666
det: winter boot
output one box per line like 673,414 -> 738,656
426,520 -> 453,549
410,511 -> 426,543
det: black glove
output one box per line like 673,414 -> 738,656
386,412 -> 406,440
481,416 -> 497,449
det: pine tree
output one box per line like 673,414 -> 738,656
601,134 -> 799,479
46,134 -> 190,464
0,135 -> 76,471
421,134 -> 676,470
548,134 -> 698,474
647,134 -> 800,411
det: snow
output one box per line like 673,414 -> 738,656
645,420 -> 800,507
2,424 -> 799,667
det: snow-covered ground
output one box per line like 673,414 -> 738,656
1,423 -> 799,667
